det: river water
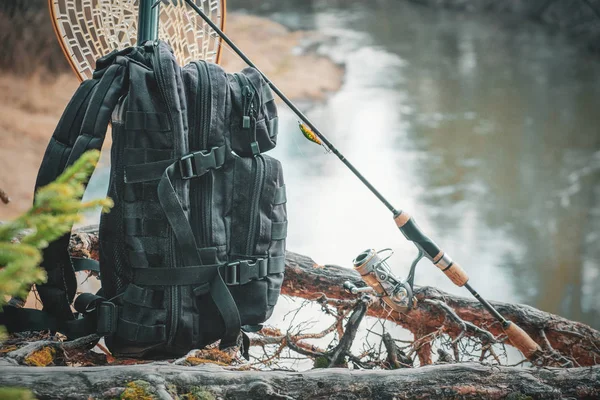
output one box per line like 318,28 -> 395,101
226,0 -> 600,330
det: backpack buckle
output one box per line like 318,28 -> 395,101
179,146 -> 225,180
226,258 -> 268,286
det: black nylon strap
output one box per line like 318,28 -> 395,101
158,162 -> 202,267
0,306 -> 60,333
124,148 -> 173,164
73,293 -> 104,314
271,221 -> 288,240
71,257 -> 100,273
213,268 -> 241,348
241,330 -> 250,361
125,145 -> 227,184
125,159 -> 174,184
132,265 -> 219,286
156,153 -> 241,347
125,111 -> 171,131
273,185 -> 287,205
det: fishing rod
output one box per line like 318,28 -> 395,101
179,0 -> 541,359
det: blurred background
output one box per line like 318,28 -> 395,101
0,0 -> 598,344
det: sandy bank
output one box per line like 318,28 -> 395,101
0,13 -> 343,220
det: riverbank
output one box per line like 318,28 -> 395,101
0,13 -> 343,220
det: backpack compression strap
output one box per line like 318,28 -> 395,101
158,152 -> 241,349
1,61 -> 128,338
127,146 -> 242,348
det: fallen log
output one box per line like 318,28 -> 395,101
67,227 -> 600,366
283,253 -> 600,367
0,360 -> 598,400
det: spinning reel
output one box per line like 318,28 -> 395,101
344,248 -> 421,312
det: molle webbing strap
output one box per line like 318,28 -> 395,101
117,319 -> 166,343
123,284 -> 164,309
132,265 -> 219,286
199,247 -> 218,264
125,145 -> 227,184
125,159 -> 175,184
125,111 -> 171,131
262,84 -> 275,103
273,185 -> 287,205
268,117 -> 278,137
128,251 -> 163,268
271,221 -> 288,241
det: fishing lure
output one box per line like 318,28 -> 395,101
298,122 -> 323,146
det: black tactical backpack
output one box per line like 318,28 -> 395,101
2,41 -> 286,358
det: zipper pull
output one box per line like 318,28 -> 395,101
242,85 -> 254,129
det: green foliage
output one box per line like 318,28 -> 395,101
0,387 -> 37,400
313,356 -> 329,368
0,150 -> 112,311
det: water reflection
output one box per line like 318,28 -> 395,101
231,0 -> 600,328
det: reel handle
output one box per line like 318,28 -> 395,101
343,281 -> 374,294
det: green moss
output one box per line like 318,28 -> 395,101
313,356 -> 329,368
120,380 -> 155,400
181,386 -> 215,400
0,387 -> 36,400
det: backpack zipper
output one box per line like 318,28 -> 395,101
234,73 -> 260,155
246,155 -> 265,254
194,61 -> 213,248
152,41 -> 180,347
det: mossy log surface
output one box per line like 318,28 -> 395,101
0,359 -> 598,400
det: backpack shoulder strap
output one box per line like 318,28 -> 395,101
1,61 -> 128,338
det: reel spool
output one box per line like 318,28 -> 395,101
348,248 -> 416,312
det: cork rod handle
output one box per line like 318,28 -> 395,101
503,321 -> 540,358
